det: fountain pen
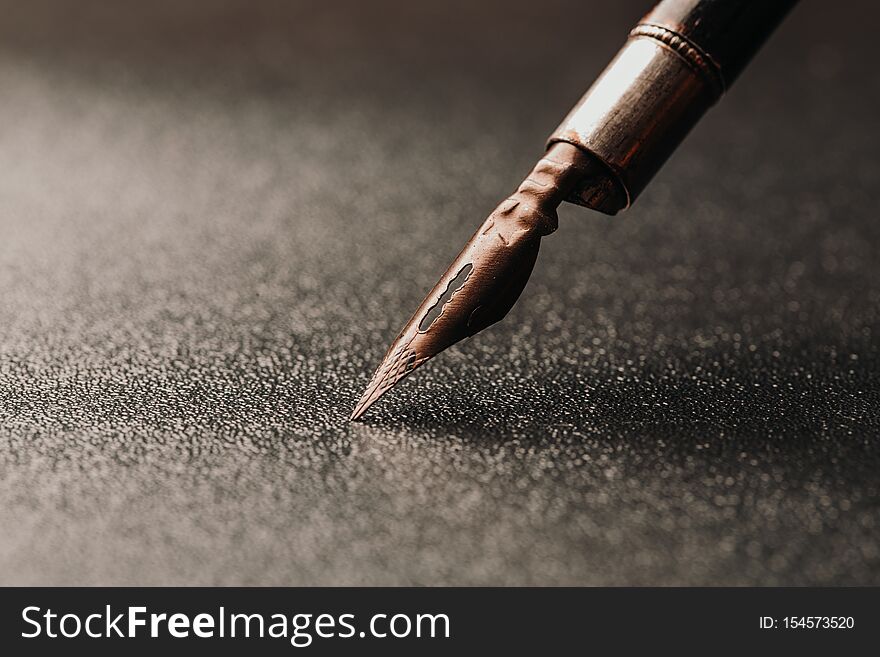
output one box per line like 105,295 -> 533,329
351,0 -> 797,420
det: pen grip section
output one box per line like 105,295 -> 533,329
548,0 -> 797,214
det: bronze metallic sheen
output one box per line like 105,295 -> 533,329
351,0 -> 797,420
350,144 -> 594,420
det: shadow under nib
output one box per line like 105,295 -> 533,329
350,143 -> 599,420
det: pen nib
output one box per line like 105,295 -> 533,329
350,143 -> 597,420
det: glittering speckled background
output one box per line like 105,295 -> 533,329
1,0 -> 879,585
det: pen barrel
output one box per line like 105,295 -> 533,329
549,0 -> 797,215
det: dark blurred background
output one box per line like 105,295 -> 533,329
0,0 -> 878,585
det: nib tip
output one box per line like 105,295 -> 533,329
349,346 -> 425,421
348,384 -> 382,422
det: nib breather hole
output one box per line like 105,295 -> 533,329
418,263 -> 473,332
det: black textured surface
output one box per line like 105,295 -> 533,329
1,0 -> 879,585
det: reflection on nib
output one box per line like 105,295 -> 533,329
350,143 -> 601,420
